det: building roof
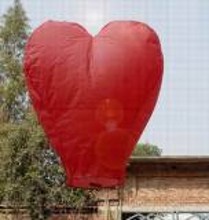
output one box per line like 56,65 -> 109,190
129,156 -> 209,163
127,156 -> 209,177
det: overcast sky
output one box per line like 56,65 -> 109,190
1,0 -> 209,155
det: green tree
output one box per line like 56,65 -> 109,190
0,1 -> 94,219
0,0 -> 29,122
132,143 -> 162,157
1,113 -> 93,219
0,0 -> 29,205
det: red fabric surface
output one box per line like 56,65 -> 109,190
24,21 -> 163,188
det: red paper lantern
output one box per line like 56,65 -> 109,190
24,21 -> 163,188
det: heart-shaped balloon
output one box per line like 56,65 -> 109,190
24,21 -> 163,188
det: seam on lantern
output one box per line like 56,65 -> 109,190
86,37 -> 93,84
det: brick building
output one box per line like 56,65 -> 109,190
1,156 -> 209,220
96,156 -> 209,220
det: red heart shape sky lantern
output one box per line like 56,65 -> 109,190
24,21 -> 163,188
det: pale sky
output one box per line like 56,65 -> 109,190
1,0 -> 209,155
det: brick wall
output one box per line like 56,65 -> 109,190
123,176 -> 209,209
0,213 -> 104,220
98,157 -> 209,212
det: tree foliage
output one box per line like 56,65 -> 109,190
0,1 -> 94,219
132,143 -> 162,157
0,0 -> 29,122
1,113 -> 94,219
